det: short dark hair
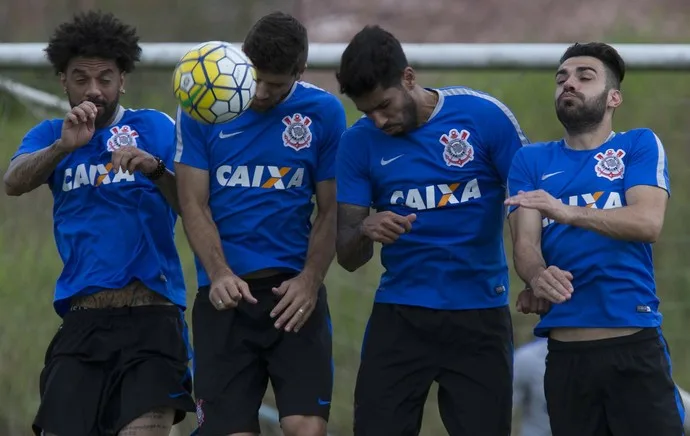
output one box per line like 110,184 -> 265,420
560,42 -> 626,88
243,12 -> 308,75
336,25 -> 409,98
45,11 -> 141,75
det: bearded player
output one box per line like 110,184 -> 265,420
506,42 -> 683,436
3,11 -> 194,436
174,12 -> 346,436
335,25 -> 530,436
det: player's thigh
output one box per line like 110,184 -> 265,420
435,306 -> 513,436
32,318 -> 108,436
32,355 -> 104,436
605,330 -> 685,436
544,346 -> 610,436
108,307 -> 195,433
354,303 -> 437,436
192,288 -> 270,435
269,286 -> 333,422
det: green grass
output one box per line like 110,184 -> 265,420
2,68 -> 690,435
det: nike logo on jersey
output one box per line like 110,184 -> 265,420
381,155 -> 404,166
541,171 -> 564,180
219,131 -> 242,139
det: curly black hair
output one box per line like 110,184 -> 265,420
243,11 -> 308,75
336,25 -> 408,98
560,42 -> 626,89
45,11 -> 142,75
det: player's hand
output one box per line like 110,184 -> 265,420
516,287 -> 551,314
58,101 -> 97,152
505,190 -> 572,224
111,146 -> 159,175
529,266 -> 574,304
209,270 -> 257,310
270,273 -> 319,333
361,211 -> 417,244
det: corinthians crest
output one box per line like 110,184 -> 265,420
282,113 -> 313,151
106,125 -> 139,152
440,128 -> 474,168
594,148 -> 626,181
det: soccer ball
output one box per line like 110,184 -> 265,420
172,41 -> 257,124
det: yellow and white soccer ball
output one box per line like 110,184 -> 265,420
172,41 -> 257,124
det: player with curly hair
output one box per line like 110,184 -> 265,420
3,11 -> 195,436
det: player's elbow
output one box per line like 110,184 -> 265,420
639,220 -> 663,243
3,172 -> 24,196
336,252 -> 362,272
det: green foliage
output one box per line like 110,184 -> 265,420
1,69 -> 689,435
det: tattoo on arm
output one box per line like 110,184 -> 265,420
3,140 -> 69,195
336,203 -> 373,272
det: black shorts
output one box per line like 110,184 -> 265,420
192,273 -> 333,435
354,303 -> 514,436
33,305 -> 195,436
545,328 -> 685,436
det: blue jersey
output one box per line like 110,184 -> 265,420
11,106 -> 187,316
174,81 -> 347,287
507,129 -> 670,337
336,86 -> 529,310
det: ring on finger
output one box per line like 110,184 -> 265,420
217,300 -> 224,307
297,308 -> 305,315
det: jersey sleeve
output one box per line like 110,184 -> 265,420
173,106 -> 210,170
12,119 -> 58,160
336,127 -> 372,207
315,97 -> 347,183
11,119 -> 60,185
479,98 -> 530,185
507,147 -> 536,215
624,129 -> 670,196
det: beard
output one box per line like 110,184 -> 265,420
555,89 -> 608,135
69,95 -> 120,129
390,90 -> 418,135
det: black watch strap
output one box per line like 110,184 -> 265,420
144,157 -> 166,180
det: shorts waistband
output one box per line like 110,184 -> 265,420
64,304 -> 181,320
547,327 -> 658,352
199,272 -> 297,293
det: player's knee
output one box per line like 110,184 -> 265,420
280,415 -> 327,436
118,407 -> 175,435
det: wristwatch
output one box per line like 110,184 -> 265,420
144,157 -> 166,181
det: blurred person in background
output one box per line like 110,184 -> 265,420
506,42 -> 683,436
512,337 -> 551,436
334,25 -> 530,436
2,11 -> 194,436
174,11 -> 346,436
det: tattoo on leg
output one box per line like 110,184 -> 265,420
118,408 -> 174,436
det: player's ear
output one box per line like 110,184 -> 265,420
608,88 -> 622,109
119,72 -> 126,93
59,72 -> 67,91
402,66 -> 416,90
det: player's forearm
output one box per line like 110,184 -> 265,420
180,204 -> 233,280
152,171 -> 181,215
300,206 -> 337,286
563,204 -> 662,243
3,140 -> 69,196
336,222 -> 374,272
514,241 -> 548,286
